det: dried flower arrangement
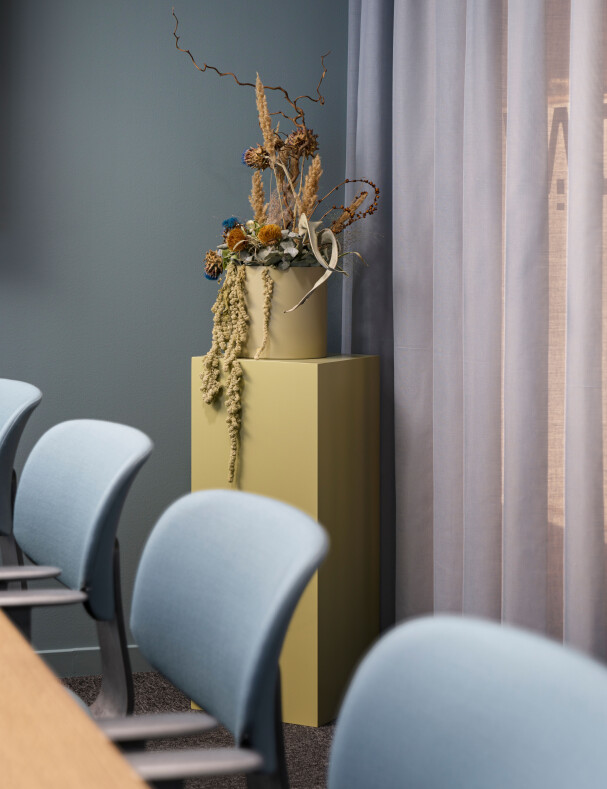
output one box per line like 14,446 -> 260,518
173,10 -> 379,483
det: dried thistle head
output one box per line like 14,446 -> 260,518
242,144 -> 270,170
284,126 -> 319,159
204,249 -> 223,280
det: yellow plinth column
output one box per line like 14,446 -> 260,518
191,355 -> 379,726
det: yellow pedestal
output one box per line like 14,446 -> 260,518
191,355 -> 380,726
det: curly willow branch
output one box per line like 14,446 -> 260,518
312,177 -> 381,230
172,9 -> 329,126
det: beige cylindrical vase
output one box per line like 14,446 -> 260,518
242,266 -> 328,360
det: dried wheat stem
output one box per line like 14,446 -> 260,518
330,191 -> 368,234
256,75 -> 275,156
300,154 -> 323,219
249,171 -> 267,224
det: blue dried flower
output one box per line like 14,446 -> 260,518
222,217 -> 239,230
204,271 -> 221,281
241,149 -> 249,165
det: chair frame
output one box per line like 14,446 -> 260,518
106,490 -> 328,788
0,419 -> 152,718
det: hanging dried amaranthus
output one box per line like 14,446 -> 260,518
254,268 -> 274,360
199,263 -> 249,482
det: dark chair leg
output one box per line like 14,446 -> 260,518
246,676 -> 289,789
0,533 -> 21,568
0,470 -> 25,571
247,771 -> 289,789
90,540 -> 134,718
150,782 -> 185,789
1,472 -> 28,601
3,605 -> 31,640
10,468 -> 17,517
2,472 -> 36,637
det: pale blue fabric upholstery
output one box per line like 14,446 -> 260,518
13,419 -> 152,620
328,615 -> 607,789
131,490 -> 329,775
0,379 -> 42,539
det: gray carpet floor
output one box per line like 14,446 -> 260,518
62,672 -> 334,789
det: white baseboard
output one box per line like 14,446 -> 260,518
36,644 -> 153,677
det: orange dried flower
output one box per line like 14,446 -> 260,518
257,224 -> 282,245
226,226 -> 248,251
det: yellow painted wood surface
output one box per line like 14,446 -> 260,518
0,612 -> 146,788
191,355 -> 380,726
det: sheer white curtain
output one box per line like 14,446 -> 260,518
345,0 -> 607,658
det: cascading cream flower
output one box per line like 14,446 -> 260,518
254,268 -> 274,360
199,262 -> 249,483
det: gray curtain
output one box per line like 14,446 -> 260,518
345,0 -> 607,659
343,0 -> 396,630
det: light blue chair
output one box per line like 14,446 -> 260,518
0,419 -> 153,717
328,615 -> 607,789
0,379 -> 42,565
117,489 -> 329,788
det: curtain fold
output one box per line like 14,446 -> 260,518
392,0 -> 436,618
461,0 -> 504,618
432,1 -> 466,613
564,0 -> 605,656
347,0 -> 607,659
502,0 -> 550,632
343,0 -> 396,629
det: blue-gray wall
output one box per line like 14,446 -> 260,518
1,0 -> 347,674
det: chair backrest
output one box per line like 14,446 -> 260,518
0,379 -> 42,538
13,419 -> 153,620
131,489 -> 328,771
328,615 -> 607,789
